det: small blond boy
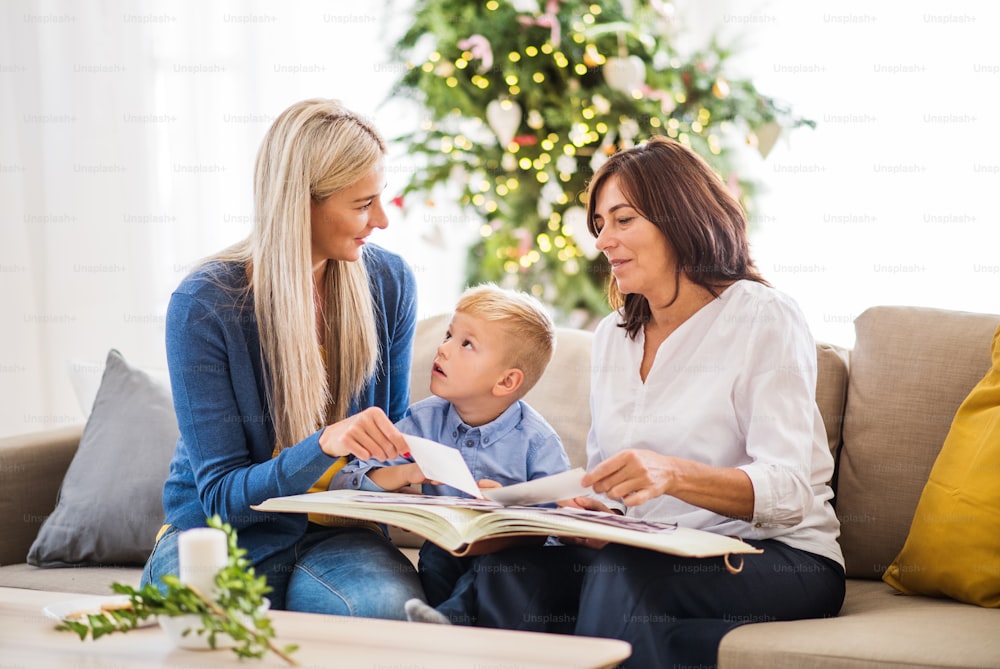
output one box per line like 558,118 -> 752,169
333,284 -> 569,624
336,282 -> 568,496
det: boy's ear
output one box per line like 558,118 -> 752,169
492,368 -> 524,398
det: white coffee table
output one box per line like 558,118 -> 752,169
0,586 -> 630,668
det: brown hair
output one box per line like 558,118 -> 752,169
586,136 -> 768,338
456,284 -> 556,396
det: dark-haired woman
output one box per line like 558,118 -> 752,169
467,137 -> 845,668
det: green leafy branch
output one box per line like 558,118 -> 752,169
55,516 -> 298,665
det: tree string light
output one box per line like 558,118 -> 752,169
391,0 -> 813,322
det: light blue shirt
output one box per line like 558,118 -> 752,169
334,395 -> 570,498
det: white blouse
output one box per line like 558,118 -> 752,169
588,280 -> 844,567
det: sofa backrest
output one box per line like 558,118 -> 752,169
836,306 -> 1000,579
816,343 -> 850,456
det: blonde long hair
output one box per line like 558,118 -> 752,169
210,99 -> 384,450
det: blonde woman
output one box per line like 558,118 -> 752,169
141,99 -> 424,617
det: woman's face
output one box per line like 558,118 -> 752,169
310,163 -> 387,267
592,175 -> 677,301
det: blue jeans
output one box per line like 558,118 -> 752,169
142,524 -> 423,619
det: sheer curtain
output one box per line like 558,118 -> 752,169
2,1 -> 165,436
0,0 -> 473,437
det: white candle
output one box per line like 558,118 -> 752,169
177,527 -> 228,600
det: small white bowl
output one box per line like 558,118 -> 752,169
158,599 -> 270,650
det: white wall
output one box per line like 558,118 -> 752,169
685,0 -> 999,345
2,0 -> 997,437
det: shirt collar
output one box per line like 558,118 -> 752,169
444,400 -> 524,448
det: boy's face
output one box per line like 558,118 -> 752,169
431,312 -> 512,403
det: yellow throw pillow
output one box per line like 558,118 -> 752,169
883,324 -> 1000,607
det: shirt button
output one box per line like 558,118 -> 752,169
754,522 -> 762,528
465,440 -> 474,447
483,436 -> 489,444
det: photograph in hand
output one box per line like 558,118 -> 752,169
403,434 -> 592,506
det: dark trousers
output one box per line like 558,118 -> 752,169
472,539 -> 845,669
418,542 -> 480,624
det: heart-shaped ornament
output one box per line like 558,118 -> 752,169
486,99 -> 523,148
603,56 -> 646,93
754,121 -> 782,159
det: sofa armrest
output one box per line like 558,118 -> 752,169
0,425 -> 84,565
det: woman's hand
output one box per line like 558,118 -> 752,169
318,406 -> 409,460
582,448 -> 676,507
583,448 -> 756,520
477,478 -> 502,490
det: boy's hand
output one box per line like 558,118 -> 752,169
477,478 -> 502,490
559,496 -> 616,514
369,463 -> 426,491
555,496 -> 620,550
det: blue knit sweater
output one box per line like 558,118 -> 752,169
160,244 -> 416,563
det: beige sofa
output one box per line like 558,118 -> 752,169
2,305 -> 999,668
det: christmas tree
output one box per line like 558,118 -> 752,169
389,0 -> 812,323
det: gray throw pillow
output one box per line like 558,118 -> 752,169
27,349 -> 178,567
